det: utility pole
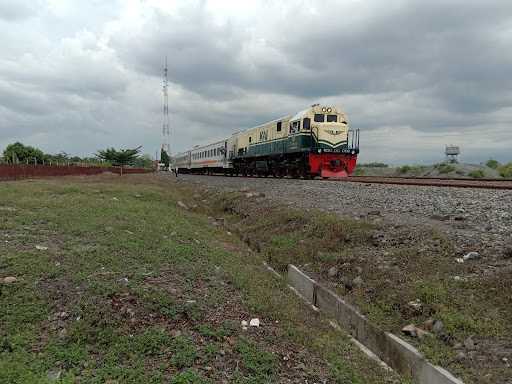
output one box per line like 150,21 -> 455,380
161,56 -> 171,164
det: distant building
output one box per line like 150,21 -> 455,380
445,145 -> 460,163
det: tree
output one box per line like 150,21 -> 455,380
3,142 -> 45,164
133,154 -> 154,168
96,146 -> 142,166
160,149 -> 170,167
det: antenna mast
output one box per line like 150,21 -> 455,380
161,57 -> 170,159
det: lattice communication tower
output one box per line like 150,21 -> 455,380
161,57 -> 170,159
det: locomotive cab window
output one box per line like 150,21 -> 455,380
303,117 -> 311,130
327,115 -> 337,122
314,114 -> 325,122
276,121 -> 282,132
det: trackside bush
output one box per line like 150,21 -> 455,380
498,162 -> 512,178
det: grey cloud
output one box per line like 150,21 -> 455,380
0,0 -> 38,21
0,0 -> 511,163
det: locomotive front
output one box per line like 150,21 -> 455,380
306,105 -> 359,178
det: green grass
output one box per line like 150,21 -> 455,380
0,176 -> 397,384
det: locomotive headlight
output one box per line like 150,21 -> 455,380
327,107 -> 332,113
321,107 -> 327,112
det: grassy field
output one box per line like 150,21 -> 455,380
0,175 -> 400,384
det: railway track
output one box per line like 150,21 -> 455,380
343,175 -> 512,190
177,172 -> 512,190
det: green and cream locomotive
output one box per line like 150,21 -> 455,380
173,104 -> 359,178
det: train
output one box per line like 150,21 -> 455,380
173,104 -> 359,178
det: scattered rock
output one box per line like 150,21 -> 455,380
241,320 -> 248,330
416,328 -> 431,339
464,337 -> 476,350
112,197 -> 119,201
352,276 -> 363,288
2,276 -> 17,284
134,194 -> 142,198
402,324 -> 418,337
249,318 -> 260,327
455,351 -> 467,361
58,328 -> 68,339
423,318 -> 435,331
463,252 -> 480,261
118,277 -> 129,285
35,245 -> 48,251
327,266 -> 338,278
432,320 -> 444,334
408,299 -> 423,312
402,324 -> 430,339
47,370 -> 62,381
58,311 -> 70,319
177,201 -> 188,210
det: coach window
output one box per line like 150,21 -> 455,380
249,137 -> 252,143
314,114 -> 324,122
327,114 -> 337,122
276,121 -> 282,132
303,117 -> 311,130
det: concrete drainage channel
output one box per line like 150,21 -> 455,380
274,263 -> 465,384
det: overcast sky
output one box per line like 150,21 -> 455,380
1,0 -> 511,164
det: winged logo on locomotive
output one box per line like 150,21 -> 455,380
173,104 -> 359,179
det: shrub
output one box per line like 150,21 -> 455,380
358,162 -> 389,168
486,159 -> 499,169
468,169 -> 485,178
398,165 -> 411,174
498,162 -> 512,178
436,163 -> 456,174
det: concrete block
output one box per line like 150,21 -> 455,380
287,265 -> 315,303
314,284 -> 339,318
385,333 -> 424,378
286,265 -> 465,384
418,363 -> 465,384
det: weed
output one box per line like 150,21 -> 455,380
170,369 -> 209,384
236,338 -> 276,381
170,336 -> 198,369
132,327 -> 171,356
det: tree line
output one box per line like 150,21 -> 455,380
1,142 -> 159,168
